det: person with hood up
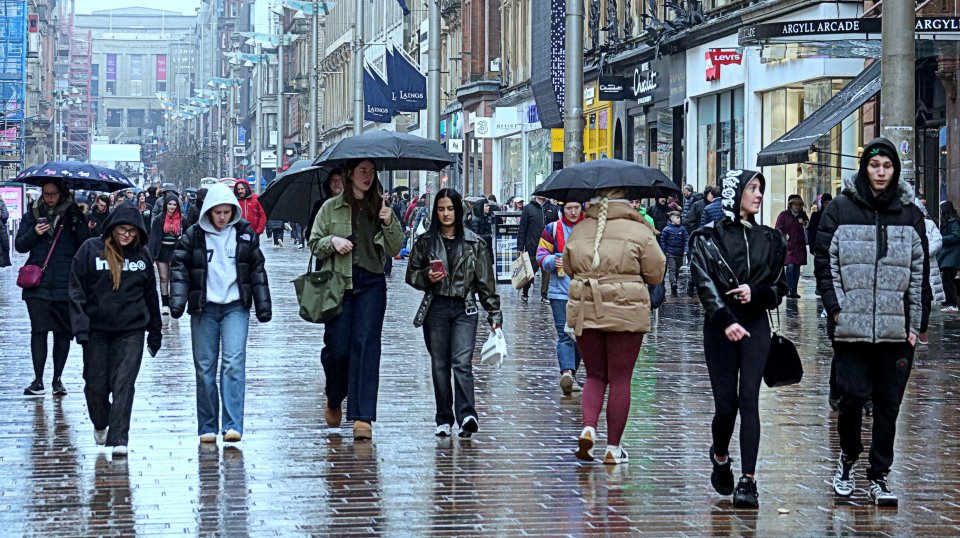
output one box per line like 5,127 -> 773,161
939,200 -> 960,313
565,188 -> 665,466
148,193 -> 184,315
814,137 -> 926,507
468,198 -> 495,261
68,202 -> 162,456
646,197 -> 670,232
405,188 -> 501,438
233,178 -> 266,236
309,159 -> 403,441
690,169 -> 787,509
16,178 -> 91,396
170,183 -> 272,444
700,187 -> 726,228
775,195 -> 809,298
536,200 -> 585,395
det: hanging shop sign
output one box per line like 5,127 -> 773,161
633,62 -> 660,105
706,49 -> 743,82
598,75 -> 630,101
739,17 -> 960,46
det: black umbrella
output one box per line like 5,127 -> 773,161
16,161 -> 135,192
534,159 -> 680,202
392,185 -> 410,193
314,130 -> 455,172
258,163 -> 330,226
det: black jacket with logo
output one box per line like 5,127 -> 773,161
68,203 -> 162,347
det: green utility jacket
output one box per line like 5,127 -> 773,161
308,192 -> 403,292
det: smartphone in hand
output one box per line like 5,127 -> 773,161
429,259 -> 447,277
37,217 -> 48,226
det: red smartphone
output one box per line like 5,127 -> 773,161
429,259 -> 447,276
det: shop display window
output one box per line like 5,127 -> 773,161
500,135 -> 523,204
527,129 -> 552,194
632,115 -> 648,165
697,87 -> 744,187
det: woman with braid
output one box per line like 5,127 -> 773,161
563,188 -> 665,465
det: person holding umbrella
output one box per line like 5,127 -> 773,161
68,202 -> 162,456
16,178 -> 92,396
308,159 -> 403,440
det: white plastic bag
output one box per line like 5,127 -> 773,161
480,329 -> 507,368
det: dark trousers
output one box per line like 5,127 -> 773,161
83,330 -> 144,447
833,341 -> 913,479
666,255 -> 683,292
703,313 -> 771,475
785,263 -> 801,294
272,227 -> 284,245
920,284 -> 932,333
423,295 -> 479,427
322,267 -> 387,422
943,267 -> 959,307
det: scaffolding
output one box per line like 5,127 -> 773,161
66,28 -> 92,160
0,0 -> 27,177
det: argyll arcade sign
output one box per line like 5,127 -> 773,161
739,17 -> 960,45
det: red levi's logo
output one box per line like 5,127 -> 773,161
706,49 -> 743,81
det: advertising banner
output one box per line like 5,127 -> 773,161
156,54 -> 167,82
363,68 -> 393,123
1,185 -> 23,220
386,46 -> 426,112
106,54 -> 117,81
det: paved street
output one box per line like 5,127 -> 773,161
0,242 -> 959,536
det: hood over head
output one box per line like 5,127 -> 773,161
719,169 -> 765,223
233,178 -> 253,199
200,183 -> 242,233
162,193 -> 181,213
101,201 -> 148,241
846,137 -> 913,208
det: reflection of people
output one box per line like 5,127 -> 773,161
691,170 -> 787,509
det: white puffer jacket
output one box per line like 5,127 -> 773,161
926,218 -> 946,303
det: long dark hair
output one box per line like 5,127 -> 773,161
942,200 -> 958,229
343,159 -> 383,224
429,188 -> 465,242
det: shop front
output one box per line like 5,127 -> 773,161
583,79 -> 614,161
492,98 -> 554,204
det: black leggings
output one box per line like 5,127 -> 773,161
943,267 -> 958,307
703,312 -> 771,475
31,331 -> 70,381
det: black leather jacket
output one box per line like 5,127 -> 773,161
406,228 -> 502,328
690,219 -> 787,328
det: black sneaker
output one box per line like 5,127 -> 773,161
52,378 -> 67,396
867,477 -> 898,506
458,416 -> 478,438
733,476 -> 759,508
832,452 -> 856,497
23,379 -> 44,396
710,446 -> 735,495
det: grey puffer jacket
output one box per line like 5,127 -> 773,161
814,138 -> 927,343
926,218 -> 946,304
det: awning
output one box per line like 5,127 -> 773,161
756,61 -> 881,167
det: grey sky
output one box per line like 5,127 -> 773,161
74,0 -> 202,16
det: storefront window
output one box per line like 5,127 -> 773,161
697,88 -> 743,186
632,115 -> 648,165
500,135 -> 523,204
656,110 -> 673,179
527,129 -> 552,194
761,79 -> 861,215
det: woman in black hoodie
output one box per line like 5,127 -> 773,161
68,202 -> 162,457
690,169 -> 787,509
148,193 -> 184,315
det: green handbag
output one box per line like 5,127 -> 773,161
292,258 -> 347,323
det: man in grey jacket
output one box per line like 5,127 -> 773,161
814,137 -> 927,507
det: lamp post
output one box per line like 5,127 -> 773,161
309,0 -> 319,157
352,0 -> 364,135
52,87 -> 81,161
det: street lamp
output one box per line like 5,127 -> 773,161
52,87 -> 82,161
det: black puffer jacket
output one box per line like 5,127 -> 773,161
15,197 -> 91,301
169,185 -> 271,321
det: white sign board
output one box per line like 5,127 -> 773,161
473,117 -> 493,139
233,146 -> 245,157
90,143 -> 142,163
260,150 -> 277,168
448,139 -> 463,153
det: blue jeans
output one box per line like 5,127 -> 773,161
323,268 -> 387,422
549,299 -> 581,373
785,263 -> 801,294
191,301 -> 249,435
423,295 -> 478,427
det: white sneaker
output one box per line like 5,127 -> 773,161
458,416 -> 478,438
575,426 -> 596,461
223,429 -> 242,442
435,424 -> 452,437
603,445 -> 629,465
559,371 -> 574,395
112,445 -> 128,457
199,433 -> 217,443
941,306 -> 959,313
94,429 -> 107,446
832,452 -> 855,497
161,305 -> 171,316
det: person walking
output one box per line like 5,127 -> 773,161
536,200 -> 585,395
233,178 -> 266,236
85,194 -> 112,237
659,211 -> 688,297
807,193 -> 832,254
184,188 -> 207,229
68,202 -> 162,456
918,202 -> 945,345
170,183 -> 272,444
646,198 -> 670,232
16,178 -> 90,396
148,193 -> 183,315
0,196 -> 10,268
405,189 -> 501,438
468,198 -> 495,262
690,169 -> 787,509
814,138 -> 926,507
308,158 -> 403,440
775,195 -> 809,298
565,188 -> 665,466
939,200 -> 960,313
517,195 -> 556,302
267,218 -> 286,247
700,187 -> 725,227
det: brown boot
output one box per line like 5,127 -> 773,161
324,405 -> 342,427
353,420 -> 372,440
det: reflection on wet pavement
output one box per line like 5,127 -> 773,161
0,245 -> 958,535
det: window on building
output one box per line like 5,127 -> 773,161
697,87 -> 744,188
127,109 -> 145,127
106,109 -> 122,127
148,109 -> 164,128
106,81 -> 115,95
157,81 -> 166,92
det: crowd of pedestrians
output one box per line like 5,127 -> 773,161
3,135 -> 957,511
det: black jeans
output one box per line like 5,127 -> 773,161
83,330 -> 145,447
423,295 -> 479,427
833,341 -> 914,479
703,312 -> 771,475
943,267 -> 959,307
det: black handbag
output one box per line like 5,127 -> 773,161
763,306 -> 803,388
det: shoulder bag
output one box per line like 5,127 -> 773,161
17,223 -> 64,289
763,304 -> 803,388
292,256 -> 348,323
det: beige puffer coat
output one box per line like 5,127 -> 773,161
564,201 -> 666,336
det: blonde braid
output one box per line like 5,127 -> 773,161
591,196 -> 609,269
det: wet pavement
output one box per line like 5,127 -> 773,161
1,239 -> 959,536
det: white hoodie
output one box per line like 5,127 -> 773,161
199,183 -> 243,305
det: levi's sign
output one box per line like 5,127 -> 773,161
740,17 -> 960,45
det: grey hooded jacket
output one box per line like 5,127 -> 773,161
813,138 -> 927,343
